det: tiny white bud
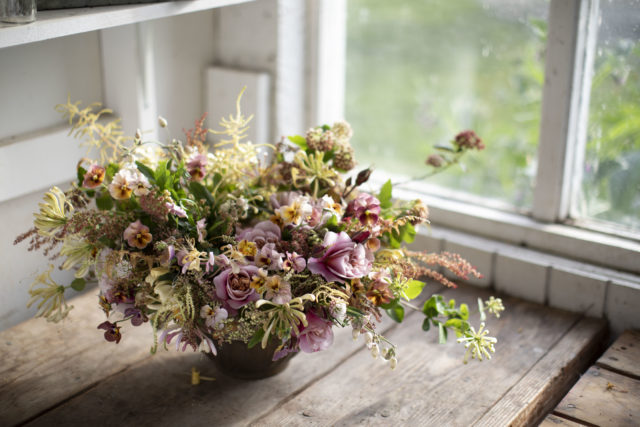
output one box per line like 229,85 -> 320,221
135,128 -> 142,140
352,329 -> 360,341
364,332 -> 374,345
390,357 -> 398,370
158,116 -> 168,128
371,343 -> 379,359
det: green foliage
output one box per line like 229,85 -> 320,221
96,191 -> 113,210
288,135 -> 307,150
381,298 -> 405,323
77,166 -> 87,187
403,279 -> 426,300
247,327 -> 265,349
106,163 -> 119,180
135,161 -> 156,183
70,278 -> 86,292
421,295 -> 471,342
189,181 -> 215,205
377,179 -> 393,209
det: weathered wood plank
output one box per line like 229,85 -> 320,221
473,317 -> 606,427
553,366 -> 640,427
252,287 -> 583,427
0,290 -> 153,426
539,414 -> 584,426
23,285 -> 441,426
596,329 -> 640,380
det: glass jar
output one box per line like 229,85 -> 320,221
1,0 -> 36,24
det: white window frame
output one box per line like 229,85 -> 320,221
309,0 -> 640,275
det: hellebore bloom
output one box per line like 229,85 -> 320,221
307,231 -> 373,283
297,311 -> 334,353
214,264 -> 260,315
123,220 -> 152,249
83,164 -> 106,189
345,193 -> 381,226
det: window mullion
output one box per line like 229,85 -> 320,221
532,0 -> 595,222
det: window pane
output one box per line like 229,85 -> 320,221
576,0 -> 640,232
346,0 -> 548,209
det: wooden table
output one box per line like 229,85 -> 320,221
0,285 -> 606,426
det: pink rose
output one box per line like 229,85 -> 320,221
307,231 -> 373,283
214,265 -> 260,315
236,220 -> 281,247
297,311 -> 334,353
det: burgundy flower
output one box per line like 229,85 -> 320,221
345,193 -> 381,226
236,220 -> 281,247
187,152 -> 208,181
214,264 -> 260,315
307,231 -> 373,283
297,311 -> 334,353
124,307 -> 148,326
453,130 -> 485,151
97,321 -> 121,343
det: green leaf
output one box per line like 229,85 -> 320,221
444,318 -> 464,330
135,161 -> 156,183
106,163 -> 119,180
189,181 -> 215,205
404,279 -> 426,300
321,124 -> 331,131
77,166 -> 87,186
386,303 -> 405,323
401,222 -> 416,244
70,278 -> 86,291
460,303 -> 469,320
155,161 -> 168,190
98,236 -> 115,248
422,317 -> 431,331
438,322 -> 448,344
288,135 -> 307,150
248,328 -> 265,349
96,191 -> 114,210
378,179 -> 393,209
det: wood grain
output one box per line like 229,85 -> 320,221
0,290 -> 154,426
252,287 -> 584,427
553,366 -> 640,427
539,414 -> 584,426
596,329 -> 640,380
473,317 -> 606,427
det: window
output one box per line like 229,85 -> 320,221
574,0 -> 640,233
346,0 -> 548,210
313,0 -> 640,273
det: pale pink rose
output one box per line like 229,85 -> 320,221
307,231 -> 373,283
297,311 -> 334,353
214,264 -> 260,315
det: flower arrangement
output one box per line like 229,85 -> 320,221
15,91 -> 503,369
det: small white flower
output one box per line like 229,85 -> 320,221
158,116 -> 168,128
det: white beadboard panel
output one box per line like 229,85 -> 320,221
206,67 -> 270,145
605,280 -> 640,337
0,31 -> 103,141
0,126 -> 83,203
495,253 -> 549,304
443,240 -> 494,288
152,11 -> 219,135
548,267 -> 607,317
0,185 -> 76,331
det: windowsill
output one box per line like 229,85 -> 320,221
366,171 -> 640,275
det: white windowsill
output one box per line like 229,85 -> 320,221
366,171 -> 640,275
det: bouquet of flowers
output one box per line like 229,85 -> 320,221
16,92 -> 503,369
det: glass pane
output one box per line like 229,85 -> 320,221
576,0 -> 640,232
346,0 -> 548,209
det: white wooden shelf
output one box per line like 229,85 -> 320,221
0,0 -> 253,49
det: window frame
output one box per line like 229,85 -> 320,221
309,0 -> 640,275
